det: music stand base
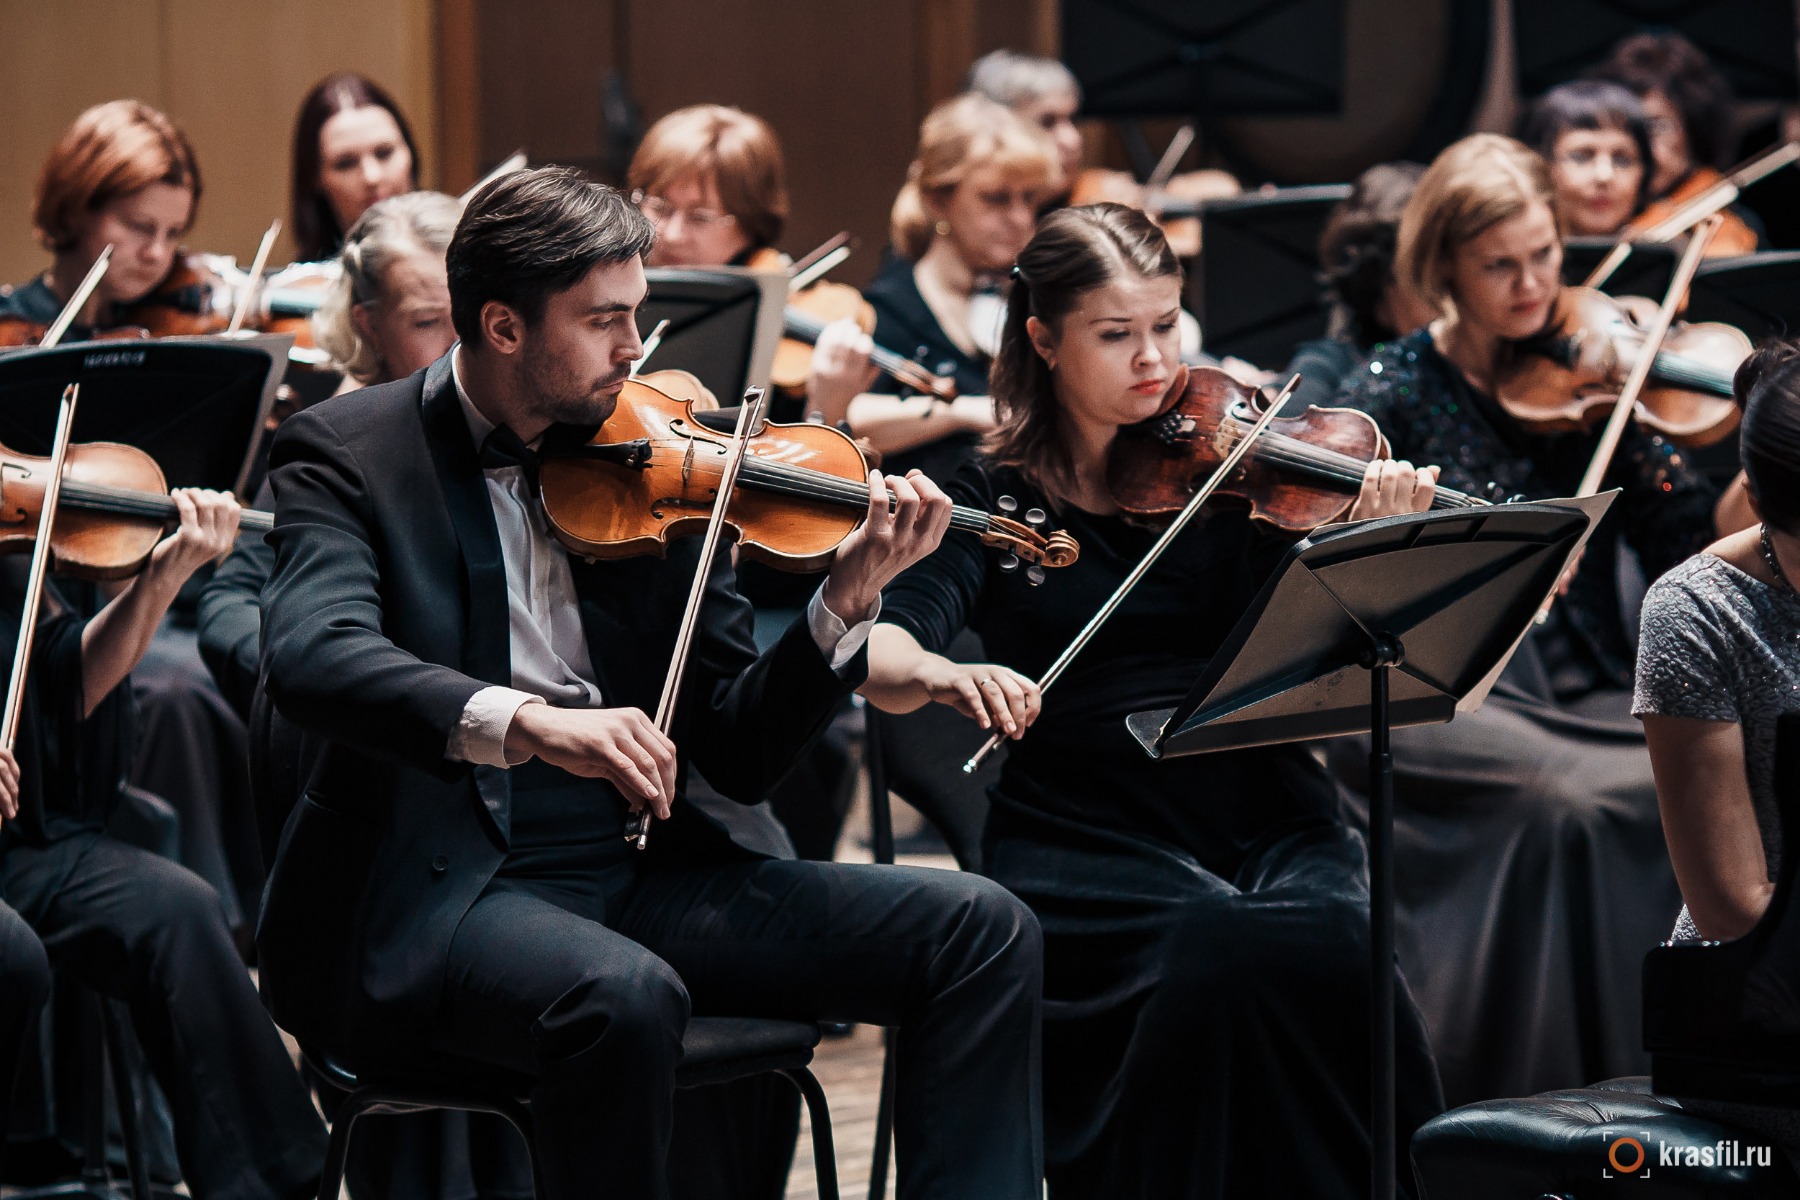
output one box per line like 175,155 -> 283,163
1363,633 -> 1402,1200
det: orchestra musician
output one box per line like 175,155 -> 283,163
1330,133 -> 1717,1106
625,104 -> 875,428
253,166 -> 1043,1200
1519,80 -> 1654,238
854,93 -> 1059,481
1590,31 -> 1762,249
1283,161 -> 1433,411
1635,336 -> 1800,1168
0,493 -> 327,1196
289,72 -> 421,264
0,100 -> 200,335
0,99 -> 269,942
862,202 -> 1445,1200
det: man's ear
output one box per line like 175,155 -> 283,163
479,299 -> 525,356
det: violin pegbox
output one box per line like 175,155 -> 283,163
983,494 -> 1079,585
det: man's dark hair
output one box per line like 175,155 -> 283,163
448,165 -> 655,346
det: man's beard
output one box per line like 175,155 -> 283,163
521,345 -> 629,429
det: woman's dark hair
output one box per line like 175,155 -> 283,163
1519,80 -> 1655,213
448,166 -> 654,346
1589,32 -> 1735,172
1318,161 -> 1425,346
290,72 -> 422,262
988,203 -> 1181,506
1736,337 -> 1800,534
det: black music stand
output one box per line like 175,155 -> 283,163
1561,237 -> 1678,298
0,333 -> 287,494
1127,499 -> 1609,1199
638,268 -> 785,406
1687,251 -> 1800,342
1196,184 -> 1351,368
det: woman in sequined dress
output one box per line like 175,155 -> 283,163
1330,133 -> 1719,1107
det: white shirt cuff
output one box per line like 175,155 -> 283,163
447,686 -> 543,766
808,586 -> 880,674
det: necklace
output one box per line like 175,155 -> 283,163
1760,524 -> 1797,596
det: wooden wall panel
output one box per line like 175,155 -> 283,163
0,0 -> 437,283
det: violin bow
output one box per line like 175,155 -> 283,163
962,373 -> 1301,774
625,385 -> 771,850
628,319 -> 671,379
228,220 -> 283,334
0,384 -> 80,758
1576,214 -> 1722,499
40,247 -> 113,349
460,149 -> 528,207
787,232 -> 857,291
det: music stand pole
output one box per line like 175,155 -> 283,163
1365,633 -> 1401,1200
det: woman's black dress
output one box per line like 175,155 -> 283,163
1330,328 -> 1715,1105
880,460 -> 1444,1199
862,255 -> 991,481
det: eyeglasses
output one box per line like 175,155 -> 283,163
631,190 -> 738,234
1556,147 -> 1641,173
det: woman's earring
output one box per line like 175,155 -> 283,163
934,219 -> 951,237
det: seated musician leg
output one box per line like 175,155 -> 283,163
1,831 -> 324,1200
0,900 -> 50,1173
619,859 -> 1043,1200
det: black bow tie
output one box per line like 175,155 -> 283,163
479,426 -> 541,491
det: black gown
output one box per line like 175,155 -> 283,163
879,460 -> 1444,1199
1329,328 -> 1714,1105
862,255 -> 991,481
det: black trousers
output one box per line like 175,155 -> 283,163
0,901 -> 50,1171
429,764 -> 1044,1200
0,831 -> 325,1200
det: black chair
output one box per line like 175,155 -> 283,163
13,989 -> 154,1200
306,1017 -> 839,1200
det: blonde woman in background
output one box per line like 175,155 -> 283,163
852,92 -> 1061,480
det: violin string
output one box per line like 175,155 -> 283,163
1215,423 -> 1482,509
1649,349 -> 1735,398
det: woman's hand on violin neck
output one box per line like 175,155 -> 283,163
1346,459 -> 1439,522
806,317 -> 879,426
822,469 -> 955,622
148,488 -> 243,582
920,660 -> 1039,739
504,702 -> 677,818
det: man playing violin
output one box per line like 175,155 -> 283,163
256,166 -> 1043,1200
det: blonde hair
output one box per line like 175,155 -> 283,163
1395,133 -> 1559,317
33,100 -> 200,252
890,93 -> 1062,260
627,105 -> 787,252
313,191 -> 458,384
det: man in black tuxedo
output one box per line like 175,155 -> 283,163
255,167 -> 1042,1200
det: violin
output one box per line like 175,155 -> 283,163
537,376 -> 1076,575
1495,284 -> 1748,447
0,437 -> 268,581
119,253 -> 334,346
769,281 -> 958,403
1627,167 -> 1760,258
1067,167 -> 1240,258
1107,366 -> 1485,533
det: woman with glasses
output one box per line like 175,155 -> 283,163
1520,80 -> 1653,239
626,104 -> 874,428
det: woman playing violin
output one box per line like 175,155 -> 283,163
626,104 -> 874,428
0,100 -> 199,337
1591,32 -> 1762,251
864,202 -> 1443,1200
289,72 -> 421,264
1331,132 -> 1720,1107
853,94 -> 1059,480
1520,80 -> 1653,239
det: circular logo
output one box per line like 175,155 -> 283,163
1609,1136 -> 1646,1173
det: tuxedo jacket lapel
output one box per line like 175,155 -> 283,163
418,354 -> 513,841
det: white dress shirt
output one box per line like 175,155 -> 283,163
445,348 -> 876,766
